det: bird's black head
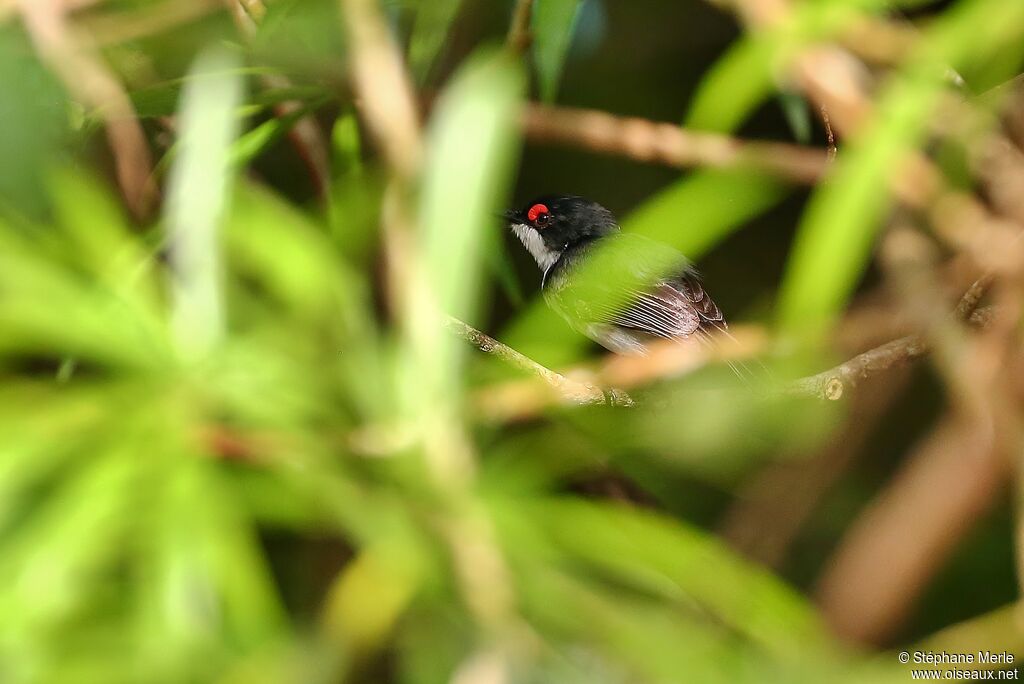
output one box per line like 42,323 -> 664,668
504,195 -> 619,271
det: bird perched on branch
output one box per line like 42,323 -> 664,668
504,195 -> 729,357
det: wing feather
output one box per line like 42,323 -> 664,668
610,273 -> 724,339
542,234 -> 727,346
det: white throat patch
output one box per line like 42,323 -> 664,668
511,223 -> 561,272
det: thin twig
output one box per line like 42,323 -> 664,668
820,105 -> 837,161
446,316 -> 633,408
785,334 -> 928,401
786,285 -> 994,402
523,104 -> 830,184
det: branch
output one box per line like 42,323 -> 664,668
787,263 -> 994,401
446,317 -> 634,408
506,0 -> 534,53
785,335 -> 927,401
18,0 -> 158,220
522,104 -> 830,184
786,303 -> 994,401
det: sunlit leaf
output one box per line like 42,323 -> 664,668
165,48 -> 245,358
404,49 -> 524,420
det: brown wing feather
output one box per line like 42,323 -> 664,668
610,271 -> 725,340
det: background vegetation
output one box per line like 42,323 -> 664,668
1,0 -> 1023,682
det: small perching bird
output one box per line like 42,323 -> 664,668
504,194 -> 729,357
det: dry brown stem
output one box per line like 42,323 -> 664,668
18,0 -> 157,219
522,104 -> 830,184
506,0 -> 534,53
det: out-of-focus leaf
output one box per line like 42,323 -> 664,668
250,0 -> 347,74
0,443 -> 136,635
685,34 -> 776,133
331,112 -> 364,175
329,114 -> 383,261
229,96 -> 329,168
484,236 -> 525,307
405,49 -> 524,417
226,184 -> 355,314
517,564 -> 753,684
777,0 -> 1024,335
0,224 -> 168,369
139,443 -> 285,676
408,0 -> 466,84
48,169 -> 163,317
532,500 -> 833,658
396,602 -> 472,684
685,0 -> 891,132
222,182 -> 386,421
914,603 -> 1024,665
560,388 -> 839,483
0,27 -> 68,215
531,0 -> 583,102
778,90 -> 812,143
323,543 -> 426,656
623,169 -> 787,256
165,48 -> 245,358
125,67 -> 280,119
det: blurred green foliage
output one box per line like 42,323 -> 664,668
0,0 -> 1021,683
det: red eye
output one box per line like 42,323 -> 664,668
527,203 -> 549,223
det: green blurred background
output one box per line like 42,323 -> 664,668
0,0 -> 1021,682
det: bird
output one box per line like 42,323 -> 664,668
503,194 -> 729,358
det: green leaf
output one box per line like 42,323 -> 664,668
485,235 -> 525,307
518,565 -> 750,683
165,48 -> 245,359
685,34 -> 776,133
531,499 -> 833,658
323,542 -> 427,656
0,224 -> 168,369
623,169 -> 787,256
229,96 -> 329,168
408,0 -> 466,84
331,112 -> 364,175
778,90 -> 812,143
406,49 -> 524,414
531,0 -> 582,102
126,67 -> 281,119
